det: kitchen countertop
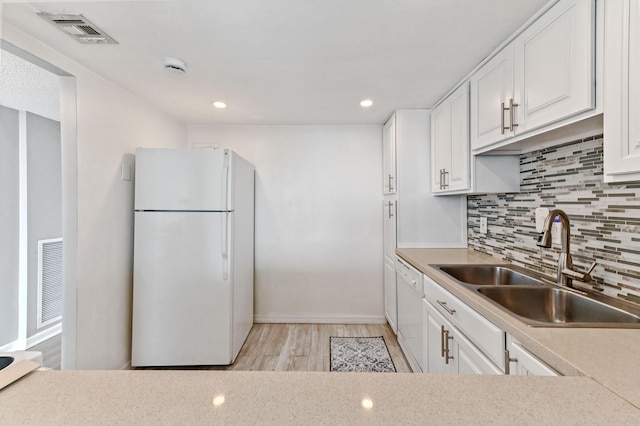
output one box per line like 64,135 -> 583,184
2,370 -> 640,424
1,248 -> 639,423
397,248 -> 640,410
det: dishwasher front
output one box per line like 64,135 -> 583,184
396,257 -> 424,373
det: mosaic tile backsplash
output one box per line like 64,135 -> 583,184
468,135 -> 640,305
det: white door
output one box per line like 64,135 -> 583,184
383,116 -> 397,194
453,326 -> 503,375
604,0 -> 640,181
135,148 -> 230,211
507,336 -> 558,376
383,200 -> 397,333
431,99 -> 452,192
448,83 -> 470,192
132,211 -> 232,366
423,300 -> 454,374
470,45 -> 514,150
384,259 -> 397,333
514,0 -> 595,134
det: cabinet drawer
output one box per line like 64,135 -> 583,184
424,275 -> 505,371
396,258 -> 423,296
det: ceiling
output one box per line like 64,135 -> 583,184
2,0 -> 551,125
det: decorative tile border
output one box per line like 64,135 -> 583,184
468,136 -> 640,305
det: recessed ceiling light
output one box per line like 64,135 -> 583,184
360,99 -> 373,108
212,101 -> 227,109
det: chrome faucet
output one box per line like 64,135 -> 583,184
536,209 -> 596,288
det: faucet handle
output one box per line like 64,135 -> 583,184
562,261 -> 598,284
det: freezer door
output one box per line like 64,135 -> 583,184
135,148 -> 231,211
132,211 -> 233,366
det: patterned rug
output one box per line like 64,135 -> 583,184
329,336 -> 396,373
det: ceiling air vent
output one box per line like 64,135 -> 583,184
38,13 -> 118,44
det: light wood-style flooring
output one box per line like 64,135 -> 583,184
227,323 -> 411,373
30,324 -> 412,373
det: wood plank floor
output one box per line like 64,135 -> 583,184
227,323 -> 412,373
31,324 -> 412,373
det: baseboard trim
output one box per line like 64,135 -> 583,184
26,323 -> 62,349
2,324 -> 61,353
253,315 -> 386,324
0,340 -> 23,353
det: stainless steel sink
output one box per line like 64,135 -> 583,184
0,356 -> 14,370
431,263 -> 640,328
477,286 -> 640,328
436,264 -> 548,286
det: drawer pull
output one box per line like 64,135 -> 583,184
436,300 -> 456,315
504,349 -> 518,375
445,329 -> 454,364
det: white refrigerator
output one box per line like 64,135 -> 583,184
131,148 -> 255,367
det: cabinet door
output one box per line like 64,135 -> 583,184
383,200 -> 396,261
604,0 -> 640,182
470,45 -> 514,150
452,326 -> 503,375
383,201 -> 397,333
506,336 -> 559,376
423,299 -> 454,374
448,84 -> 470,191
384,258 -> 397,334
431,83 -> 470,193
383,115 -> 396,194
514,0 -> 595,135
431,98 -> 452,193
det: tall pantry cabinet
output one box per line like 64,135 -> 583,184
383,110 -> 467,334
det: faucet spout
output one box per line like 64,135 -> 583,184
537,209 -> 574,287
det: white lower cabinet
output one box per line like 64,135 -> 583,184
506,335 -> 559,376
424,299 -> 502,375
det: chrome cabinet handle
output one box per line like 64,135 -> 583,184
388,174 -> 394,191
436,300 -> 456,315
442,170 -> 449,189
502,99 -> 519,133
387,201 -> 394,218
509,98 -> 519,132
444,329 -> 454,364
504,349 -> 518,375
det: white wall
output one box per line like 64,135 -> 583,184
3,23 -> 187,369
188,125 -> 384,323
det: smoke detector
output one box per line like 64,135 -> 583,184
38,13 -> 117,44
164,57 -> 187,74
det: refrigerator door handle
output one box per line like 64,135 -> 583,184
221,212 -> 229,280
221,153 -> 229,211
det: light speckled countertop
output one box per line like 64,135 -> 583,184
2,370 -> 640,424
397,248 -> 640,410
1,248 -> 639,423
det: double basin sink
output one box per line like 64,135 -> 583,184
433,264 -> 640,328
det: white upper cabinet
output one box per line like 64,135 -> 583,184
604,0 -> 640,182
432,82 -> 520,195
513,0 -> 595,134
470,0 -> 595,151
383,116 -> 397,194
432,83 -> 470,193
470,46 -> 515,151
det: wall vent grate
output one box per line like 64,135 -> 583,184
37,238 -> 63,328
38,13 -> 118,44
